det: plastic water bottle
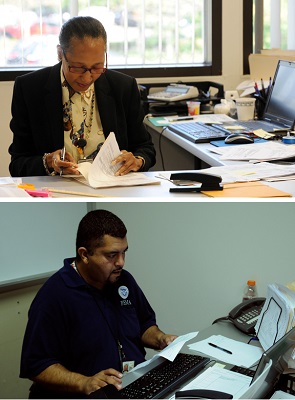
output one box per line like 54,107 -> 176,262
243,280 -> 257,301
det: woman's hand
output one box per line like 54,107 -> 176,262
46,150 -> 80,175
112,150 -> 144,176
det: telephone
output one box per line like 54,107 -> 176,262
212,297 -> 265,335
228,297 -> 265,334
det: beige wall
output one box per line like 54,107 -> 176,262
0,81 -> 14,176
0,0 -> 245,177
0,285 -> 41,399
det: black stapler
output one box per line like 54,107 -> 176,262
169,172 -> 223,193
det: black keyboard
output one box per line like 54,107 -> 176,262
230,365 -> 255,377
120,353 -> 210,399
168,122 -> 228,143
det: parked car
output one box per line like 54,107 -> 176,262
0,6 -> 38,39
0,5 -> 60,40
7,35 -> 59,66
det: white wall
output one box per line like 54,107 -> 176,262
0,203 -> 88,284
95,202 -> 295,335
0,0 -> 245,177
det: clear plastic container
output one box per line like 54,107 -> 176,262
243,280 -> 257,301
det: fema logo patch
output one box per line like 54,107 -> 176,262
118,286 -> 129,299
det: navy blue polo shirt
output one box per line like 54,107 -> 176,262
20,258 -> 157,379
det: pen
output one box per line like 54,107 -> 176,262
208,342 -> 232,354
267,76 -> 272,95
168,117 -> 195,122
254,82 -> 260,96
261,78 -> 265,98
60,146 -> 66,176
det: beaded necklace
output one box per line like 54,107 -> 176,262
63,90 -> 95,158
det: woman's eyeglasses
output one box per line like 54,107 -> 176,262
62,50 -> 107,75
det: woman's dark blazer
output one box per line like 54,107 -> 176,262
9,62 -> 156,176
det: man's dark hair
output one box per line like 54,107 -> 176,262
59,16 -> 107,52
76,209 -> 127,258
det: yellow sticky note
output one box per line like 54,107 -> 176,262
224,125 -> 247,130
18,183 -> 36,190
253,129 -> 275,139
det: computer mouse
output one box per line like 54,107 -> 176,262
224,133 -> 254,144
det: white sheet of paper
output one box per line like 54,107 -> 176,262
169,365 -> 252,399
188,335 -> 263,367
0,177 -> 17,185
131,331 -> 198,373
75,132 -> 159,188
199,162 -> 295,184
0,187 -> 31,197
166,114 -> 236,124
255,283 -> 295,350
210,142 -> 295,162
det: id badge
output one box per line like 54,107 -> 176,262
122,361 -> 135,374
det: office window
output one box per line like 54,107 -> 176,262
0,0 -> 221,80
243,0 -> 292,75
252,0 -> 290,51
259,0 -> 289,49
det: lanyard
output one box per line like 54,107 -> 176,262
87,286 -> 126,372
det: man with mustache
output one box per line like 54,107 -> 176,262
20,209 -> 176,398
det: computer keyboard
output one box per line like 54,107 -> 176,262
120,353 -> 210,399
230,365 -> 255,377
168,122 -> 228,143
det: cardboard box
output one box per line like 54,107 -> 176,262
249,51 -> 295,80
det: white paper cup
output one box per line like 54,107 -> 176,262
235,98 -> 256,121
186,101 -> 201,116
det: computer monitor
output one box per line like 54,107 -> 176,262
263,60 -> 295,127
241,326 -> 295,399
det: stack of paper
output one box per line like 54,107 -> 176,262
72,132 -> 160,188
198,162 -> 295,184
255,283 -> 295,350
210,141 -> 295,162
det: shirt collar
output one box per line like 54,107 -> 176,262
60,66 -> 95,105
60,257 -> 87,288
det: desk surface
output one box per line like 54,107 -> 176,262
145,118 -> 247,168
121,321 -> 258,391
3,120 -> 295,198
8,174 -> 207,198
4,172 -> 295,198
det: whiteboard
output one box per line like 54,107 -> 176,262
0,202 -> 88,285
